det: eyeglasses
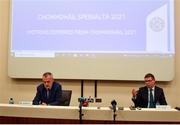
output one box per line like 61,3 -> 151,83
145,79 -> 153,82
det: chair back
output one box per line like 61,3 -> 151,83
60,90 -> 72,106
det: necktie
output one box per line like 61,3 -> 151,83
47,89 -> 49,99
149,88 -> 155,108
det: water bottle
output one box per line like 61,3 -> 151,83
9,98 -> 14,104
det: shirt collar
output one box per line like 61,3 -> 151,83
149,87 -> 155,91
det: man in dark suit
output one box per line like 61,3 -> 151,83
132,73 -> 167,108
32,72 -> 62,106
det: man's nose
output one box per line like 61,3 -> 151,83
45,82 -> 49,85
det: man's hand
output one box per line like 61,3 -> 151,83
132,89 -> 137,97
41,102 -> 48,105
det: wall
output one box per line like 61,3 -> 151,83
0,0 -> 180,107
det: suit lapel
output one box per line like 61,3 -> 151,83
154,86 -> 158,103
144,87 -> 149,106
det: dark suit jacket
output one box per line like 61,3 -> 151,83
133,86 -> 167,108
32,82 -> 62,105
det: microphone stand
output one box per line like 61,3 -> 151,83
113,108 -> 117,124
111,100 -> 117,123
79,102 -> 84,124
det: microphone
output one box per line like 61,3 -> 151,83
111,100 -> 117,112
79,97 -> 85,103
79,97 -> 85,107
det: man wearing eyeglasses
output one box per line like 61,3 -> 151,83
132,73 -> 167,108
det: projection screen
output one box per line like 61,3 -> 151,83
8,0 -> 175,81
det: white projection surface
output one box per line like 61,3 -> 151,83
9,0 -> 175,81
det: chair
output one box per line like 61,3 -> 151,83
60,90 -> 72,106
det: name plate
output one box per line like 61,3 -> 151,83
19,101 -> 32,105
156,105 -> 171,110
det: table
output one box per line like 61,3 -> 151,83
0,104 -> 179,124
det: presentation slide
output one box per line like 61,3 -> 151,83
9,0 -> 175,81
